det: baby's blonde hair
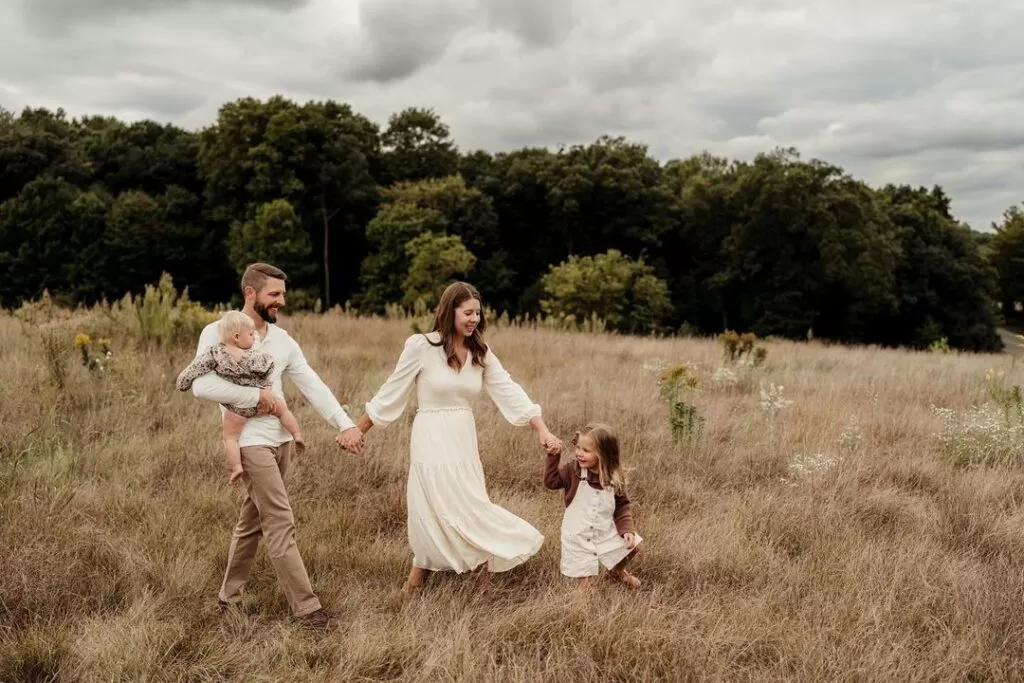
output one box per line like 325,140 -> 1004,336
219,310 -> 255,344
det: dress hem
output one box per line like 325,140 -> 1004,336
412,533 -> 544,574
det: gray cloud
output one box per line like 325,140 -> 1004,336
83,76 -> 209,119
1,0 -> 1022,229
342,0 -> 473,83
479,0 -> 575,48
21,0 -> 306,32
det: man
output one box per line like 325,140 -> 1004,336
190,262 -> 364,630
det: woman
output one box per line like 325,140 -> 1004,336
352,282 -> 562,592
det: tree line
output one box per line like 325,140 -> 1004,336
2,96 -> 1023,351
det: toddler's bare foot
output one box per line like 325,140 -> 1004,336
577,576 -> 594,591
608,568 -> 641,589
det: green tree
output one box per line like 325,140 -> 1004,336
227,199 -> 314,285
874,185 -> 1001,351
465,138 -> 674,316
71,115 -> 223,300
462,147 -> 559,314
718,149 -> 899,341
356,175 -> 508,311
543,136 -> 674,258
974,229 -> 995,260
77,117 -> 201,197
103,190 -> 166,293
357,201 -> 447,312
540,249 -> 673,334
0,107 -> 89,203
198,96 -> 379,303
402,233 -> 477,308
991,205 -> 1024,323
380,107 -> 459,186
660,152 -> 740,331
0,97 -> 1009,354
0,175 -> 109,306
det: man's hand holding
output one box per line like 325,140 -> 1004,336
335,427 -> 364,454
256,389 -> 277,415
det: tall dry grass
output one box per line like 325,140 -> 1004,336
3,305 -> 1024,682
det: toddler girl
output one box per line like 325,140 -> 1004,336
176,311 -> 305,485
544,422 -> 642,589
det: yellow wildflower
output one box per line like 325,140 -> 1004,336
74,332 -> 91,349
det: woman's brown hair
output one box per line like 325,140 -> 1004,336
427,281 -> 489,371
572,422 -> 626,490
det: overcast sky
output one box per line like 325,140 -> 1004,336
0,0 -> 1021,230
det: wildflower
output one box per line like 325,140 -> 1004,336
985,368 -> 1005,384
641,358 -> 668,375
931,403 -> 1024,468
759,383 -> 793,413
781,452 -> 838,486
657,363 -> 699,402
712,366 -> 739,386
658,363 -> 698,388
76,334 -> 114,374
838,416 -> 863,452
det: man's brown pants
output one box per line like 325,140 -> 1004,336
217,442 -> 321,616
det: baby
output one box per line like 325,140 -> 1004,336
176,311 -> 304,485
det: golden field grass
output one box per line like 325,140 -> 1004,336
4,307 -> 1024,682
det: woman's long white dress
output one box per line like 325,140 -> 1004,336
365,332 -> 545,573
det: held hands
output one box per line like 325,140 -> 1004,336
623,532 -> 637,549
335,427 -> 365,454
539,430 -> 562,455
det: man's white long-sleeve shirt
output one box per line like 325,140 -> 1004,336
190,319 -> 356,448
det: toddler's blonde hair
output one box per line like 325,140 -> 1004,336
572,422 -> 626,490
219,310 -> 255,344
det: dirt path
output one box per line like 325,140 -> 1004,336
998,328 -> 1024,355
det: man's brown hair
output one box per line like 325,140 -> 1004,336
240,263 -> 287,294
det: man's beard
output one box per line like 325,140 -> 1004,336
254,301 -> 278,324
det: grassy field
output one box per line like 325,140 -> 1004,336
4,304 -> 1024,682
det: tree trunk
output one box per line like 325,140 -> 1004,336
322,194 -> 331,310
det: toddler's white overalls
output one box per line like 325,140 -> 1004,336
560,467 -> 642,577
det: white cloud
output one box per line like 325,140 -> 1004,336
0,0 -> 1021,229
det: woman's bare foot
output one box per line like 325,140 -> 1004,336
402,566 -> 430,595
607,568 -> 641,589
471,562 -> 492,590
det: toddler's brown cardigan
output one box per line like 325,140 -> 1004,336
543,452 -> 634,535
